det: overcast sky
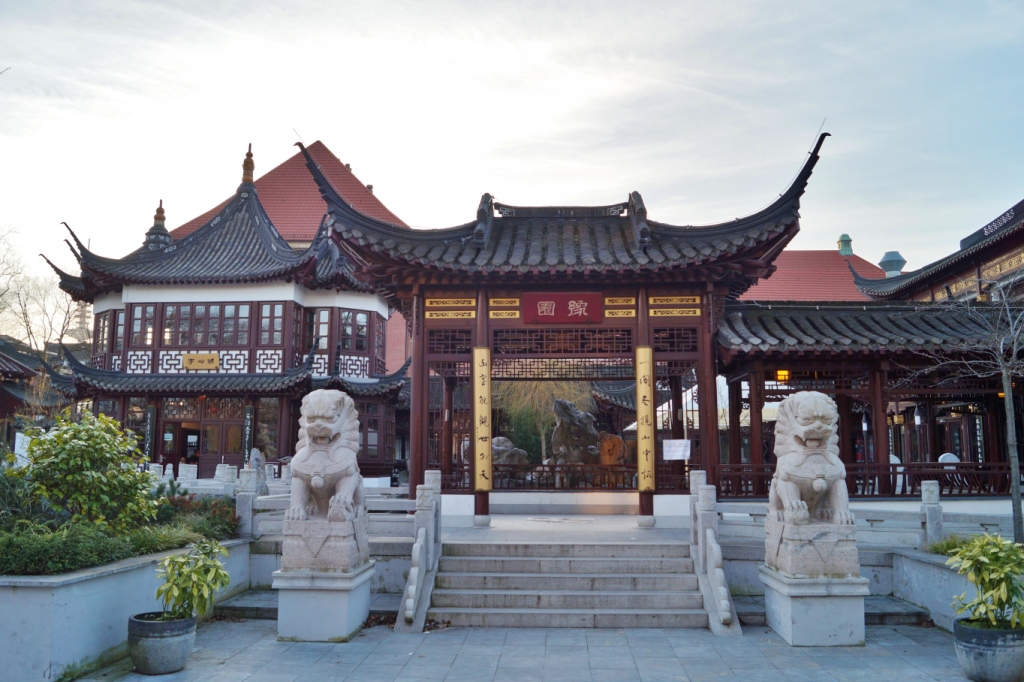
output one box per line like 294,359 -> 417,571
2,1 -> 1023,276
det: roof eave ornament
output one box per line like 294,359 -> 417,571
241,143 -> 255,187
473,193 -> 494,247
628,191 -> 651,248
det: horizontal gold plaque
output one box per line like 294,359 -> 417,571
183,353 -> 220,370
490,310 -> 520,319
605,297 -> 636,306
489,298 -> 519,307
426,310 -> 476,319
650,308 -> 700,317
426,298 -> 476,308
606,309 -> 636,318
649,296 -> 700,305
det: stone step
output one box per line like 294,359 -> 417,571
437,556 -> 694,575
426,607 -> 709,629
431,589 -> 703,610
213,590 -> 401,621
443,542 -> 690,559
368,515 -> 415,536
435,572 -> 698,592
733,595 -> 931,627
253,513 -> 414,538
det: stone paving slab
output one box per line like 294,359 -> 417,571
81,620 -> 968,681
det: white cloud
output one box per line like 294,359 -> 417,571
1,0 -> 1023,276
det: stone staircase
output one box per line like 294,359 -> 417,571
428,541 -> 708,628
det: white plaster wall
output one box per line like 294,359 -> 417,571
0,540 -> 250,682
92,291 -> 123,314
441,494 -> 475,528
119,283 -> 388,317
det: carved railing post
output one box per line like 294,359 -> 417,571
689,469 -> 707,547
696,484 -> 718,575
921,480 -> 944,548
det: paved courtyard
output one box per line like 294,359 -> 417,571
84,619 -> 967,682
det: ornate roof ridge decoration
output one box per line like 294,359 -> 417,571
312,357 -> 410,397
718,300 -> 990,358
61,341 -> 321,397
851,196 -> 1024,299
47,147 -> 364,302
298,134 -> 830,298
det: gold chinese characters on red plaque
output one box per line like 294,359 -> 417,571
522,292 -> 603,324
183,353 -> 220,370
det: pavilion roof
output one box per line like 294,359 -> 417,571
312,357 -> 409,398
49,146 -> 381,302
172,141 -> 406,241
852,196 -> 1024,299
718,301 -> 991,358
299,135 -> 830,296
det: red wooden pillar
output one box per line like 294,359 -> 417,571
871,364 -> 891,494
749,366 -> 765,495
727,379 -> 741,465
474,291 -> 490,518
441,377 -> 454,480
669,375 -> 686,488
698,287 -> 721,487
637,287 -> 654,517
409,292 -> 426,500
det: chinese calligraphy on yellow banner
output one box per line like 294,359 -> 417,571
472,347 -> 492,492
183,353 -> 220,370
635,346 -> 655,492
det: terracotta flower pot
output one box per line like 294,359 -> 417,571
127,612 -> 197,675
954,618 -> 1024,682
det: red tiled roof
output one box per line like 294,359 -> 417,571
740,251 -> 886,301
171,141 -> 406,241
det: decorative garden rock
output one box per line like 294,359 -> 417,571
550,399 -> 600,465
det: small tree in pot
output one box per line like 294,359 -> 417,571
948,534 -> 1024,682
129,539 -> 230,675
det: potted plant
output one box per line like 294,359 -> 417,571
948,534 -> 1024,682
128,539 -> 230,675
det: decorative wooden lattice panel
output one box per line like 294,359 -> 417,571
427,329 -> 473,355
492,328 -> 633,356
652,327 -> 699,354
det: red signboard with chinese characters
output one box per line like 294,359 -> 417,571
522,292 -> 604,324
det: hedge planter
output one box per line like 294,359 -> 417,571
954,619 -> 1024,682
128,613 -> 197,675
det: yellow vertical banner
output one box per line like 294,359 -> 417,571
473,347 -> 492,492
635,346 -> 656,492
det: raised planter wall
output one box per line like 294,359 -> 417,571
892,548 -> 975,631
0,539 -> 250,682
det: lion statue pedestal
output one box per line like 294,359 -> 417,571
273,390 -> 374,642
758,391 -> 869,647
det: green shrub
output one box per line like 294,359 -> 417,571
929,534 -> 975,556
0,524 -> 133,575
21,411 -> 156,531
948,534 -> 1024,628
0,469 -> 66,532
127,524 -> 203,555
156,539 -> 231,619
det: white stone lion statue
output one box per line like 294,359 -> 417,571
285,389 -> 364,523
769,391 -> 854,525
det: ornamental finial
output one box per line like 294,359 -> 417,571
153,199 -> 165,226
242,143 -> 254,184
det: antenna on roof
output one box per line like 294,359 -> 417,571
292,128 -> 305,145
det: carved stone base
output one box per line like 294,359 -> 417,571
764,518 -> 859,578
282,517 -> 369,573
760,566 -> 869,646
273,562 -> 375,642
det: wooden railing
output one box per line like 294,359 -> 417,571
717,462 -> 1014,498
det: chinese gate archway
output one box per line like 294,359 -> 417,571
297,134 -> 829,518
